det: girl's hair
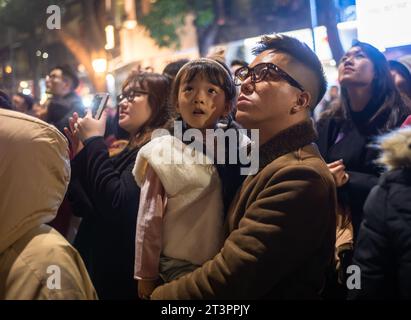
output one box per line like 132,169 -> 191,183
121,71 -> 172,147
321,40 -> 411,132
171,58 -> 237,124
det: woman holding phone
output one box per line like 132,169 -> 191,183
65,71 -> 171,299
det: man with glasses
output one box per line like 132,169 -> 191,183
44,65 -> 85,134
150,34 -> 337,299
42,65 -> 85,239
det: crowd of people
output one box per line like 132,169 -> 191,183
1,34 -> 411,300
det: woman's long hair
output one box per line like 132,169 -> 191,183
321,41 -> 411,132
120,71 -> 172,148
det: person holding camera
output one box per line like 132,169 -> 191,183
65,71 -> 172,299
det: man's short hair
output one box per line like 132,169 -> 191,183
253,34 -> 327,105
50,65 -> 80,90
230,59 -> 248,68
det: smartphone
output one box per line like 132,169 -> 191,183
90,93 -> 110,119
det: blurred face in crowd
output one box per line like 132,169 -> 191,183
12,95 -> 28,113
46,69 -> 71,96
177,74 -> 228,130
235,50 -> 313,142
338,46 -> 375,88
391,69 -> 411,98
118,84 -> 152,135
329,86 -> 339,100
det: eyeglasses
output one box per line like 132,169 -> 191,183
234,62 -> 305,91
117,89 -> 148,102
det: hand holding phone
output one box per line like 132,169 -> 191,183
91,93 -> 110,119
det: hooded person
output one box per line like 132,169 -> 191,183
349,126 -> 411,299
0,109 -> 97,300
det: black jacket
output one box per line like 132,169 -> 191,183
46,92 -> 85,134
349,168 -> 411,299
316,116 -> 381,235
68,137 -> 140,300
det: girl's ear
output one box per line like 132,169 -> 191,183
175,103 -> 180,113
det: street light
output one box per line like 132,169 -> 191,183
92,58 -> 107,73
105,25 -> 115,50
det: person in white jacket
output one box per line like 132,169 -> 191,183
0,109 -> 97,300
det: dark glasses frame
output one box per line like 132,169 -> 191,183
234,62 -> 305,92
117,89 -> 149,103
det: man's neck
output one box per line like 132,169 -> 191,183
258,117 -> 308,146
346,85 -> 372,112
52,91 -> 72,99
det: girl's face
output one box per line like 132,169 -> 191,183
177,74 -> 229,130
338,46 -> 375,88
118,84 -> 152,135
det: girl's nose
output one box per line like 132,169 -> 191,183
194,92 -> 205,104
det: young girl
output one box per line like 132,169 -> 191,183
132,58 -> 247,299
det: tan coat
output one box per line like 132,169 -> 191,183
151,120 -> 337,299
0,109 -> 97,300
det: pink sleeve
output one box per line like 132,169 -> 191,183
401,115 -> 411,128
134,164 -> 167,280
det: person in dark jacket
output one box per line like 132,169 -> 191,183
316,41 -> 411,237
65,71 -> 172,299
316,41 -> 411,299
44,65 -> 85,134
349,126 -> 411,299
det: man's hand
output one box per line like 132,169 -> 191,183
327,159 -> 349,187
75,108 -> 107,142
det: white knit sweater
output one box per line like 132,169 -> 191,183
133,135 -> 224,265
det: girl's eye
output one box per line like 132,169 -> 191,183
183,86 -> 192,92
208,88 -> 217,94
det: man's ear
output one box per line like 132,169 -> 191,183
63,78 -> 72,92
292,91 -> 311,113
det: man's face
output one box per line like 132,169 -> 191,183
235,50 -> 302,133
46,69 -> 70,96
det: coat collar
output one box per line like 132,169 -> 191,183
258,119 -> 318,169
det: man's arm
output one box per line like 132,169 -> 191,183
151,165 -> 335,299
